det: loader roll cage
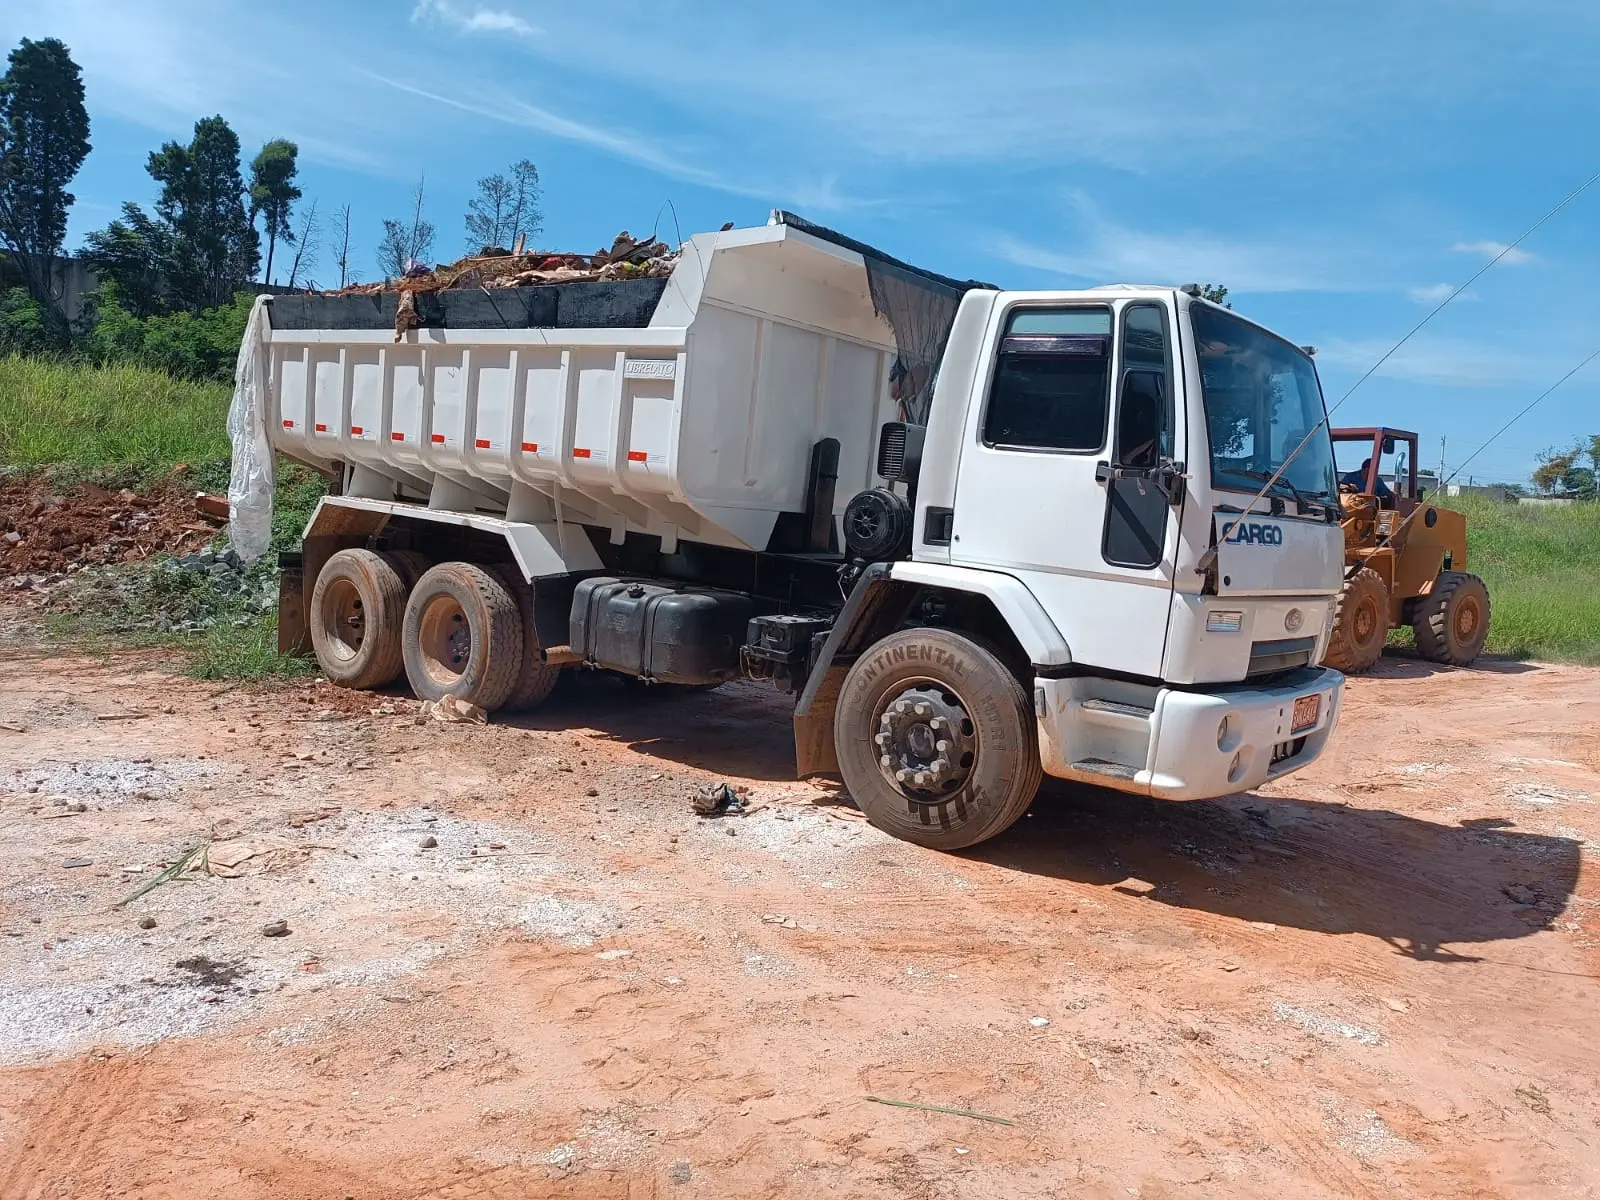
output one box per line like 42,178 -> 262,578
1331,426 -> 1421,512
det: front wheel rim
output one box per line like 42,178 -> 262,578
872,681 -> 978,802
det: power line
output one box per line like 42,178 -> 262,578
1201,164 -> 1600,570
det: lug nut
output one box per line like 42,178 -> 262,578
915,702 -> 930,716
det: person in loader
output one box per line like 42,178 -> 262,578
1340,458 -> 1393,505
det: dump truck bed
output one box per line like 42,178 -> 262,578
263,220 -> 957,555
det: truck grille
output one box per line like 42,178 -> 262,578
1247,636 -> 1317,678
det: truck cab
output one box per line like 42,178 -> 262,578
798,283 -> 1346,841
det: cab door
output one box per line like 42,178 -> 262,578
948,297 -> 1184,679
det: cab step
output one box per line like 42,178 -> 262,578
1079,698 -> 1153,719
1070,758 -> 1140,781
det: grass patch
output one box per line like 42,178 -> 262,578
188,611 -> 318,681
1387,496 -> 1600,664
0,354 -> 232,471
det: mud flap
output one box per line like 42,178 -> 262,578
794,664 -> 847,777
276,552 -> 308,655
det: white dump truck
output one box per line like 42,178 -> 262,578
236,211 -> 1347,849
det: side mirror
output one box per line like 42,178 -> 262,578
1382,435 -> 1396,454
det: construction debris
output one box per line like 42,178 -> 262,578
324,230 -> 680,300
0,472 -> 219,583
417,694 -> 488,725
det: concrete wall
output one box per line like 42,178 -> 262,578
45,255 -> 304,326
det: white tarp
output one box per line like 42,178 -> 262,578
226,296 -> 275,565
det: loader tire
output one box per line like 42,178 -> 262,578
402,562 -> 524,712
487,563 -> 561,711
309,549 -> 408,690
1325,567 -> 1389,673
834,628 -> 1041,851
1413,571 -> 1491,666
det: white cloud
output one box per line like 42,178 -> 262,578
1451,240 -> 1537,265
412,0 -> 540,39
991,195 -> 1361,294
1407,282 -> 1479,304
1314,335 -> 1536,388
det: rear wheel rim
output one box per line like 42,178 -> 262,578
320,577 -> 366,662
1454,595 -> 1481,642
872,680 -> 978,802
417,594 -> 471,690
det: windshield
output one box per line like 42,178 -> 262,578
1191,305 -> 1337,503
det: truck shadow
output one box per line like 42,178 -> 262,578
502,676 -> 803,782
969,781 -> 1583,963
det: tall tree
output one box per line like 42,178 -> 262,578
464,158 -> 541,253
284,198 -> 320,289
79,200 -> 171,317
1532,446 -> 1581,494
0,38 -> 91,310
147,116 -> 259,308
334,203 -> 354,288
248,138 -> 300,285
377,176 -> 434,278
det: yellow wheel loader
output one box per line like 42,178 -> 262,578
1324,427 -> 1490,672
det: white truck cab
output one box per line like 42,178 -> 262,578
243,214 -> 1345,851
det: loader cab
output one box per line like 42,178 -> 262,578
1332,427 -> 1422,513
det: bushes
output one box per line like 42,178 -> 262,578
77,285 -> 253,382
0,286 -> 69,356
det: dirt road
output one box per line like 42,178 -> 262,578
0,645 -> 1596,1199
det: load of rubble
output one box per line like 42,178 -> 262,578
320,230 -> 679,297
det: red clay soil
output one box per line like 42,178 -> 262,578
0,472 -> 221,579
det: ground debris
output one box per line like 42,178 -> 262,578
692,782 -> 748,817
417,694 -> 487,725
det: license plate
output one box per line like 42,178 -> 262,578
1291,693 -> 1321,734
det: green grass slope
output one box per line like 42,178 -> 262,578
1444,494 -> 1600,664
0,354 -> 231,470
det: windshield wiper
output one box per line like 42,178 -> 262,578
1224,469 -> 1336,517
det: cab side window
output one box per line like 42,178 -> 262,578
982,307 -> 1112,452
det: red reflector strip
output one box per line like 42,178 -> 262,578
350,425 -> 363,436
314,422 -> 327,432
627,450 -> 648,462
520,441 -> 538,453
572,447 -> 592,459
431,433 -> 446,444
282,419 -> 294,429
391,432 -> 405,442
474,438 -> 490,449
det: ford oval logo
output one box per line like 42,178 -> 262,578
1285,608 -> 1304,633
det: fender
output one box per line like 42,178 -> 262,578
792,561 -> 1071,776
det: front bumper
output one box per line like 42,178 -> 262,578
1035,666 -> 1344,800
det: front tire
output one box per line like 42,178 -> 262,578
1324,567 -> 1388,673
834,628 -> 1041,851
401,562 -> 524,711
1413,571 -> 1491,666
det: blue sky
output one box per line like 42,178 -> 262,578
6,0 -> 1599,484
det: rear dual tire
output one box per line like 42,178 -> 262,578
401,563 -> 524,712
310,554 -> 561,713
